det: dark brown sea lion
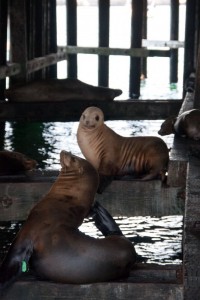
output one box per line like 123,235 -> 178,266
0,150 -> 136,290
0,150 -> 37,175
77,106 -> 169,183
5,78 -> 122,102
158,109 -> 200,140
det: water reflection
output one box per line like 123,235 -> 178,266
0,215 -> 182,265
1,120 -> 174,170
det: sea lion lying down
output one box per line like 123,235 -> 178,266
0,150 -> 37,175
0,150 -> 136,290
158,109 -> 200,140
77,106 -> 169,186
5,78 -> 122,102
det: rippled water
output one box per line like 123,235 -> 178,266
0,215 -> 182,265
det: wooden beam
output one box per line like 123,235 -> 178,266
0,279 -> 183,300
129,0 -> 143,98
98,0 -> 110,87
61,46 -> 171,57
170,0 -> 179,83
0,100 -> 182,122
0,171 -> 184,221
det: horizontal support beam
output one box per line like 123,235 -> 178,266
0,100 -> 182,122
0,51 -> 67,80
0,169 -> 184,221
0,278 -> 183,300
61,46 -> 170,57
142,39 -> 184,48
0,63 -> 21,79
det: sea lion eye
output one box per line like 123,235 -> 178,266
95,115 -> 99,121
82,114 -> 85,120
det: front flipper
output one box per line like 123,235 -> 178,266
89,201 -> 123,236
0,238 -> 33,291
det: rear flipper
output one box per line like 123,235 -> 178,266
89,201 -> 123,236
0,238 -> 33,291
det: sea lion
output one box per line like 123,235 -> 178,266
0,150 -> 136,290
0,150 -> 37,175
77,106 -> 169,184
5,78 -> 122,102
158,109 -> 200,140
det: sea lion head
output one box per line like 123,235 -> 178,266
79,106 -> 104,130
60,150 -> 99,184
0,150 -> 37,174
158,116 -> 176,136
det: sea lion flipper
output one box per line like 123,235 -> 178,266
0,239 -> 33,290
90,201 -> 123,237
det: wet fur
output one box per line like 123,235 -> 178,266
77,106 -> 169,183
0,150 -> 136,291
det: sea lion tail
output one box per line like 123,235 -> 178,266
0,239 -> 33,291
90,201 -> 123,236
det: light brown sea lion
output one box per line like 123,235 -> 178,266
0,150 -> 136,290
5,78 -> 122,102
158,109 -> 200,140
77,106 -> 169,184
0,150 -> 37,175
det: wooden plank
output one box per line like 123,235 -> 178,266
183,0 -> 196,86
61,45 -> 171,57
142,39 -> 184,48
0,0 -> 8,100
170,0 -> 179,83
0,280 -> 183,300
9,0 -> 28,84
129,0 -> 143,98
0,176 -> 184,221
98,0 -> 110,87
183,157 -> 200,299
66,0 -> 77,78
0,100 -> 182,122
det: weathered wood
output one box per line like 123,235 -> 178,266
9,0 -> 28,84
129,0 -> 143,98
66,0 -> 77,78
142,39 -> 184,48
0,0 -> 8,100
183,157 -> 200,300
98,0 -> 110,87
170,0 -> 179,83
0,174 -> 184,221
183,0 -> 196,87
0,100 -> 182,122
0,278 -> 183,300
61,45 -> 171,57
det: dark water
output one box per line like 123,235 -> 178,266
0,215 -> 182,265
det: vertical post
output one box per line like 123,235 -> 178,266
66,0 -> 77,78
9,0 -> 28,85
129,0 -> 143,99
0,0 -> 8,99
170,0 -> 179,83
98,0 -> 109,87
47,0 -> 57,78
194,33 -> 200,109
183,0 -> 196,88
141,0 -> 147,79
34,0 -> 46,79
